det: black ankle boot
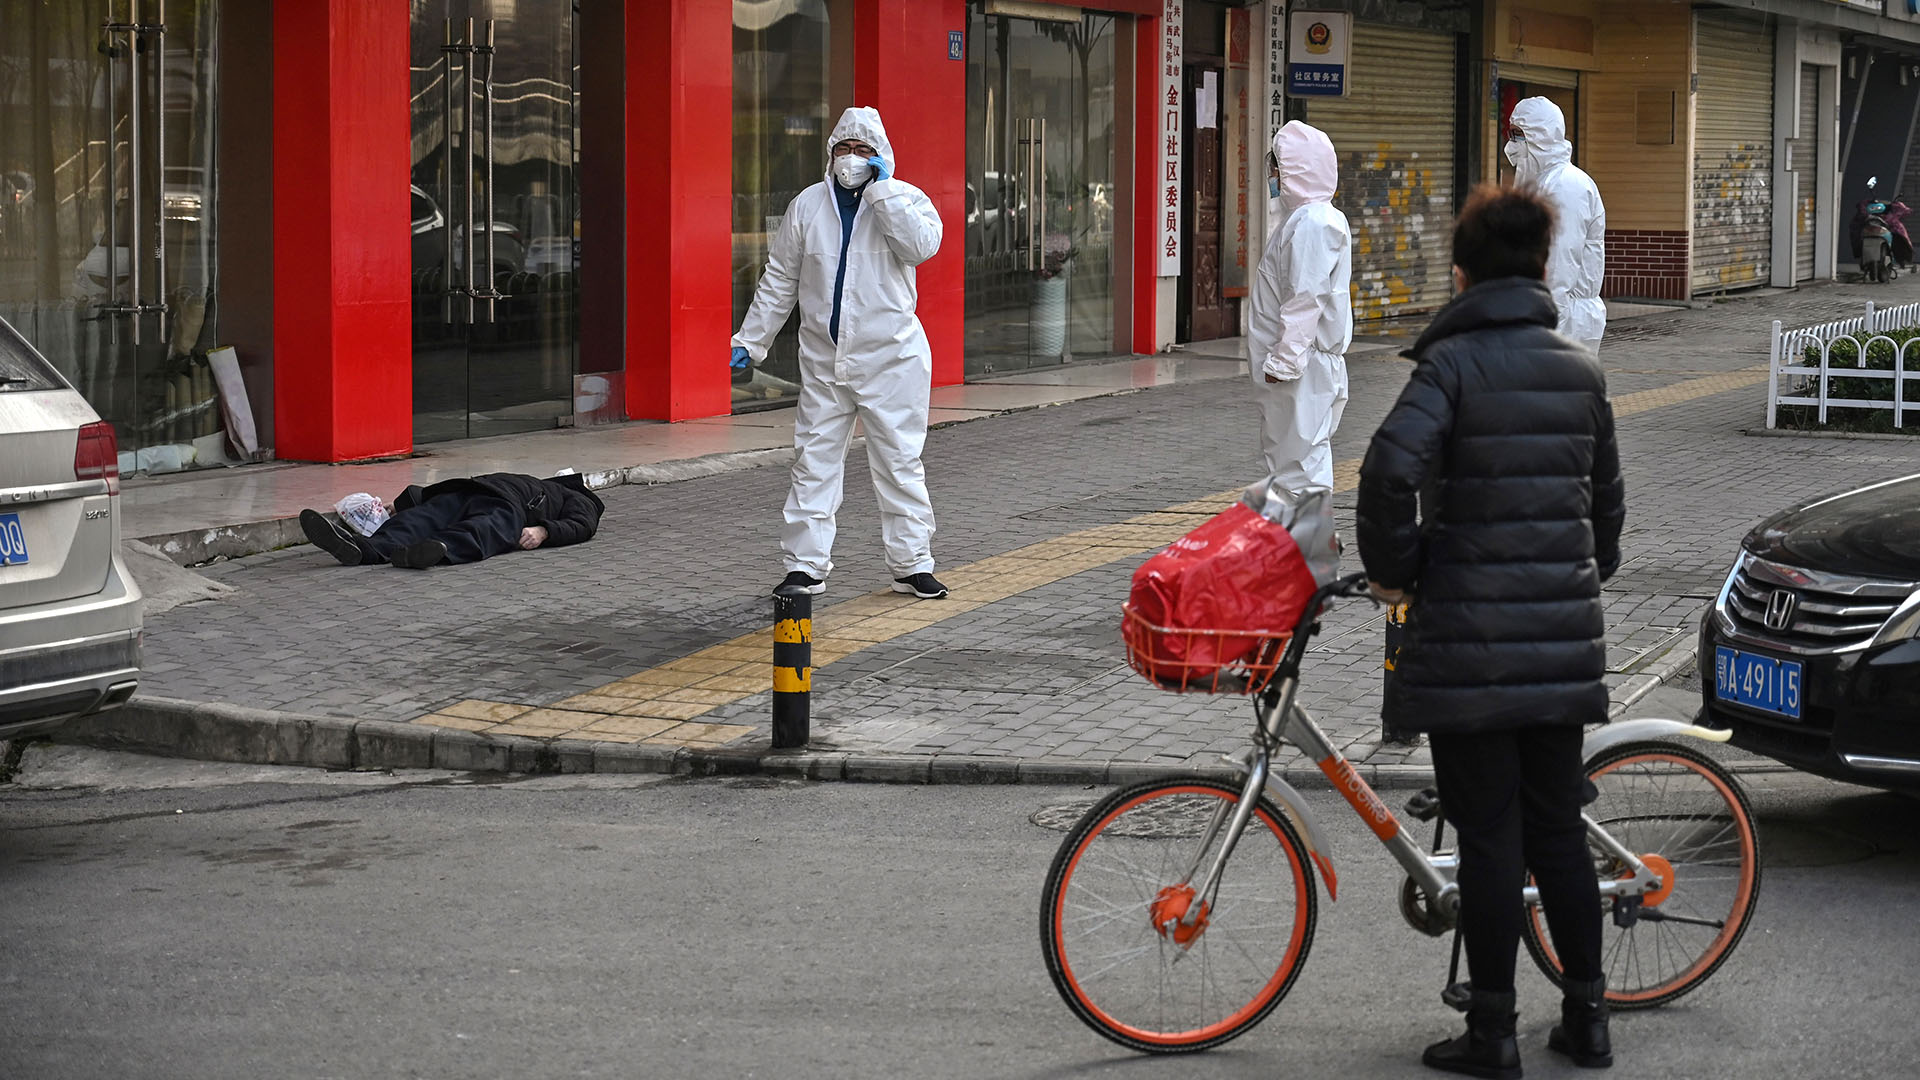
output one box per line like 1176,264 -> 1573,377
1548,975 -> 1612,1068
1422,989 -> 1521,1079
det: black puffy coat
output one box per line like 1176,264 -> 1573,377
1356,278 -> 1625,733
399,472 -> 605,548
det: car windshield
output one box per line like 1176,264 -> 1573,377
0,320 -> 67,393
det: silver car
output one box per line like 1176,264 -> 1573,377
0,316 -> 142,739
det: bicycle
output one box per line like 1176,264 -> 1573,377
1041,572 -> 1761,1053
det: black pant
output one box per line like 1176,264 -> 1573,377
1429,726 -> 1603,995
360,492 -> 521,565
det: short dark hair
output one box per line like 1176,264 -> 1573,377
1450,184 -> 1555,284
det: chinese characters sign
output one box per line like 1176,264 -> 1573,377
1288,10 -> 1348,98
1159,0 -> 1184,276
1223,6 -> 1251,295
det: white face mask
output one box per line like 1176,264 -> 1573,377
831,153 -> 874,189
1504,137 -> 1538,183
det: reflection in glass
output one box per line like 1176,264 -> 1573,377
409,0 -> 577,444
0,0 -> 223,472
965,7 -> 1115,376
731,0 -> 845,412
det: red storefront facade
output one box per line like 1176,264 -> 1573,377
255,0 -> 1178,464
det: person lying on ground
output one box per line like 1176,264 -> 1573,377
299,471 -> 604,570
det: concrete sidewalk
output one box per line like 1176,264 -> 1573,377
72,280 -> 1920,785
125,350 -> 1263,565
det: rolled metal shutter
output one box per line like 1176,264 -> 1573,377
1305,23 -> 1457,321
1795,65 -> 1818,282
1692,10 -> 1774,293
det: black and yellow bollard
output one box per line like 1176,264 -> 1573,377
772,592 -> 813,749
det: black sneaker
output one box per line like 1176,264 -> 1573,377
891,572 -> 949,599
299,509 -> 362,566
390,539 -> 448,570
774,571 -> 825,597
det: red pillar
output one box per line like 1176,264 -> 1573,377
271,0 -> 411,462
625,1 -> 733,421
1134,9 -> 1164,355
855,0 -> 968,388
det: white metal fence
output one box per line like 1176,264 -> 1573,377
1769,300 -> 1920,428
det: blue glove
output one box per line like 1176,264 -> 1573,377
730,346 -> 751,372
868,155 -> 890,183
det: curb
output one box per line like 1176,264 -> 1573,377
54,643 -> 1709,789
1607,637 -> 1697,721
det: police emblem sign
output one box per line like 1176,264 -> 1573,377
1287,10 -> 1350,97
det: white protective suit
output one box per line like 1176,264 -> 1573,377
1506,97 -> 1606,353
732,107 -> 944,580
1248,121 -> 1352,497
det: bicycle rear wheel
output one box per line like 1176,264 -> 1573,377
1523,740 -> 1761,1009
1040,776 -> 1317,1053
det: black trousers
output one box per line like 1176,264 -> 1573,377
1428,726 -> 1604,995
359,492 -> 521,566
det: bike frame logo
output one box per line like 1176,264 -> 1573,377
1318,755 -> 1399,841
1764,588 -> 1798,632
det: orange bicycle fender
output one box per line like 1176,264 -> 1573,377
1262,773 -> 1341,903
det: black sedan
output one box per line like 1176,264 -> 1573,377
1699,473 -> 1920,789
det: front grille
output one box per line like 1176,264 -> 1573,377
1724,560 -> 1909,652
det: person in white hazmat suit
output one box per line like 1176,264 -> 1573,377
731,107 -> 949,600
1506,97 -> 1606,354
1249,121 -> 1352,498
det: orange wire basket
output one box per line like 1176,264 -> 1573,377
1120,603 -> 1294,695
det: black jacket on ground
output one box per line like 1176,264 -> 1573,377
1356,277 -> 1625,734
398,472 -> 606,548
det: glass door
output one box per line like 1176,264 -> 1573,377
965,7 -> 1117,376
0,0 -> 222,473
409,0 -> 577,444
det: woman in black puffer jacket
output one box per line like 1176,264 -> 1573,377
1357,186 -> 1625,1079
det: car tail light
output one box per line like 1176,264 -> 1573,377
74,420 -> 120,495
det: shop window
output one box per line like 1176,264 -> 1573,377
731,0 -> 852,412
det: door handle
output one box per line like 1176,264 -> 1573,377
441,18 -> 458,323
96,0 -> 169,346
479,17 -> 498,323
441,18 -> 500,326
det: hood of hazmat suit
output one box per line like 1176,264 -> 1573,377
1248,121 -> 1353,498
1506,97 -> 1607,348
730,107 -> 946,580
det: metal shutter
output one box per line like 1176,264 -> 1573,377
1305,23 -> 1458,321
1795,65 -> 1818,282
1692,10 -> 1774,293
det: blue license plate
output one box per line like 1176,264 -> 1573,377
0,513 -> 26,567
1714,645 -> 1802,720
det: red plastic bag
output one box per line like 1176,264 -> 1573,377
1123,502 -> 1319,689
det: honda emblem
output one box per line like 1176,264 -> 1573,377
1764,589 -> 1798,632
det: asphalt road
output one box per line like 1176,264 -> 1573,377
2,746 -> 1915,1080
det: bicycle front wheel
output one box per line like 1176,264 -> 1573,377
1039,777 -> 1318,1053
1523,740 -> 1761,1009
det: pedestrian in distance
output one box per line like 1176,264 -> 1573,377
299,471 -> 604,570
1506,96 -> 1607,355
731,106 -> 949,601
1249,119 -> 1352,500
1355,185 -> 1626,1079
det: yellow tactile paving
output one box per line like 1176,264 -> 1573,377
412,363 -> 1760,749
415,713 -> 498,733
440,699 -> 534,723
582,715 -> 683,739
614,699 -> 714,721
1612,367 -> 1768,418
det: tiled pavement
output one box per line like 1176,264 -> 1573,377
137,280 -> 1920,770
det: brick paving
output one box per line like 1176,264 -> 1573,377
138,280 -> 1920,769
